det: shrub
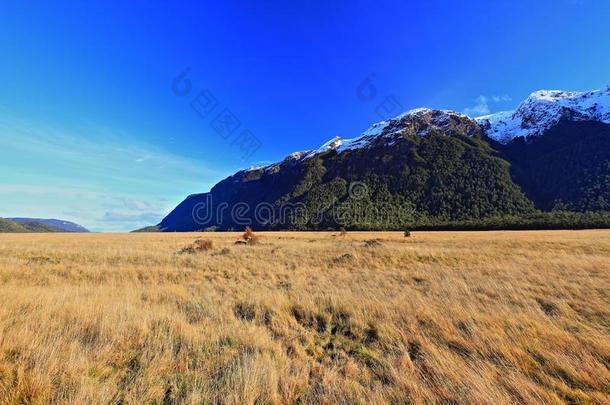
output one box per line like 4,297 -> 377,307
233,301 -> 256,321
178,239 -> 213,254
404,229 -> 411,237
363,239 -> 383,248
333,253 -> 356,264
242,227 -> 258,244
194,239 -> 213,251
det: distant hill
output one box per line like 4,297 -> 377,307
7,218 -> 89,232
131,225 -> 160,233
0,218 -> 61,233
0,218 -> 89,233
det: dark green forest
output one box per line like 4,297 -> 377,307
159,113 -> 610,232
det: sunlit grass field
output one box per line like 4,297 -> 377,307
0,230 -> 608,404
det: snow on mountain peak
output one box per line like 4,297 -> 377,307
243,108 -> 475,174
528,89 -> 578,101
309,108 -> 471,156
316,136 -> 344,152
243,86 -> 610,174
286,151 -> 310,160
476,86 -> 610,144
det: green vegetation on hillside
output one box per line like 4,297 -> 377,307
0,218 -> 61,233
265,131 -> 536,230
407,211 -> 610,231
499,120 -> 610,212
159,113 -> 610,232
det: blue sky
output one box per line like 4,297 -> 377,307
1,1 -> 609,231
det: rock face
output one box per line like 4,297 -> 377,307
159,86 -> 610,231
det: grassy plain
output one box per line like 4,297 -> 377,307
0,230 -> 608,404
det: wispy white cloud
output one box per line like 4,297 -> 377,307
101,211 -> 165,225
491,95 -> 512,103
463,94 -> 512,117
0,116 -> 228,231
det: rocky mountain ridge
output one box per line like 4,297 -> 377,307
158,85 -> 610,231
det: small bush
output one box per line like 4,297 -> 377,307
194,239 -> 213,251
404,229 -> 411,237
178,239 -> 213,254
218,247 -> 231,255
27,256 -> 60,265
242,227 -> 259,244
333,253 -> 356,264
233,301 -> 256,321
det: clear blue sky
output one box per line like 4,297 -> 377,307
1,1 -> 609,231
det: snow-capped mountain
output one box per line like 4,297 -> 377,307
476,86 -> 610,144
299,85 -> 610,162
307,108 -> 473,155
250,85 -> 610,173
249,108 -> 477,173
159,84 -> 610,231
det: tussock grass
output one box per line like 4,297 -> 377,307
0,230 -> 608,403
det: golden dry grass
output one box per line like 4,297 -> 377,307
0,230 -> 609,404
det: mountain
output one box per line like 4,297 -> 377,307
131,225 -> 161,233
159,109 -> 535,231
3,218 -> 89,232
496,120 -> 610,211
159,86 -> 610,232
477,86 -> 610,144
477,86 -> 610,211
0,218 -> 62,233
